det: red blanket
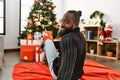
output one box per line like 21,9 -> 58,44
12,60 -> 120,80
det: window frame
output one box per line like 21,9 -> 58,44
0,0 -> 5,35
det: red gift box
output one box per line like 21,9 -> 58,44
42,31 -> 53,41
20,45 -> 39,61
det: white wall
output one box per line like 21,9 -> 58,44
63,0 -> 120,40
3,0 -> 120,49
4,0 -> 19,49
53,0 -> 64,21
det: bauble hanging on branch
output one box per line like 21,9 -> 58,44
33,0 -> 36,6
44,2 -> 48,6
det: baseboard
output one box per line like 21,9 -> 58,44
4,48 -> 20,52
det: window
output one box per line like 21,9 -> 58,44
0,0 -> 5,35
20,0 -> 34,32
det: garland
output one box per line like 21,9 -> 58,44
90,10 -> 104,19
90,10 -> 106,27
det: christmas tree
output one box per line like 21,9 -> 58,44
18,0 -> 59,41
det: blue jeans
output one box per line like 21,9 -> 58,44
43,39 -> 58,79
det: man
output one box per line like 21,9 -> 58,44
42,10 -> 86,80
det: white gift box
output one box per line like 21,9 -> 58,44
27,40 -> 32,45
20,39 -> 27,45
32,40 -> 41,45
34,32 -> 42,40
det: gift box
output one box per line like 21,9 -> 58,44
42,31 -> 53,41
20,39 -> 27,45
20,45 -> 39,61
35,47 -> 42,62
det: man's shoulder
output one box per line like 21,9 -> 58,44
62,32 -> 80,41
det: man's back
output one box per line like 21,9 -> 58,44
54,28 -> 86,80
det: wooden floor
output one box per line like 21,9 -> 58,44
0,50 -> 120,80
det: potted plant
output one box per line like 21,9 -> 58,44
89,45 -> 95,54
105,46 -> 115,57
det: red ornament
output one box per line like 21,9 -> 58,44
44,2 -> 48,6
51,5 -> 56,8
33,0 -> 36,6
53,21 -> 58,25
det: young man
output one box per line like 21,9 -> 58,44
42,10 -> 86,80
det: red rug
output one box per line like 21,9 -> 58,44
12,60 -> 120,80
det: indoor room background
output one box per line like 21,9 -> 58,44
2,0 -> 120,49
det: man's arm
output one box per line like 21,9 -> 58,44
57,36 -> 77,80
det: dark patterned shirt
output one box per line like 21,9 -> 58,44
53,27 -> 86,80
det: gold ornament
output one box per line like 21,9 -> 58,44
33,13 -> 37,17
48,7 -> 52,10
40,17 -> 44,21
28,29 -> 32,33
35,21 -> 41,26
48,21 -> 52,25
33,18 -> 38,21
42,24 -> 44,27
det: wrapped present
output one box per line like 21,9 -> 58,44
32,40 -> 41,45
35,47 -> 42,62
27,40 -> 33,45
20,39 -> 27,45
42,31 -> 53,41
20,45 -> 39,61
34,32 -> 42,40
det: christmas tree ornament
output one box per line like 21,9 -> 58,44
28,29 -> 32,33
48,21 -> 52,25
33,13 -> 37,17
42,24 -> 45,27
28,19 -> 33,24
53,21 -> 58,25
51,5 -> 56,8
48,7 -> 52,10
44,2 -> 48,6
35,21 -> 41,26
27,33 -> 34,40
33,18 -> 39,21
33,0 -> 36,6
40,2 -> 43,5
39,17 -> 44,21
